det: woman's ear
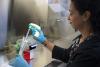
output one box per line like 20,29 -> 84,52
82,11 -> 91,22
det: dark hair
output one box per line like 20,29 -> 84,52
71,0 -> 100,34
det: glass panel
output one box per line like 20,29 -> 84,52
0,0 -> 10,48
47,0 -> 74,39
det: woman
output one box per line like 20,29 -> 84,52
0,41 -> 29,67
29,0 -> 100,67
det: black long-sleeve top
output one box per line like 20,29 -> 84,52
52,34 -> 100,67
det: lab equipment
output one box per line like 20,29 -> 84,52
20,36 -> 38,67
29,23 -> 41,31
29,23 -> 41,37
17,34 -> 38,66
29,23 -> 46,43
16,23 -> 40,67
19,29 -> 31,56
23,45 -> 37,64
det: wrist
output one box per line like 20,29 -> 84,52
43,39 -> 55,51
43,39 -> 48,46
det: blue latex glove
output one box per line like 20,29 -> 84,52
29,23 -> 46,43
9,55 -> 29,67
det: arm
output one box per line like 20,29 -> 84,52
29,23 -> 55,51
43,39 -> 71,62
29,23 -> 71,62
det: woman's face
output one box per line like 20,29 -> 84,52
68,2 -> 85,31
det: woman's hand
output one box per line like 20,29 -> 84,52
29,23 -> 46,43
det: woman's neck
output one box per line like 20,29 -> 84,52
79,25 -> 93,43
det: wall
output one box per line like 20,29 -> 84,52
12,0 -> 48,35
